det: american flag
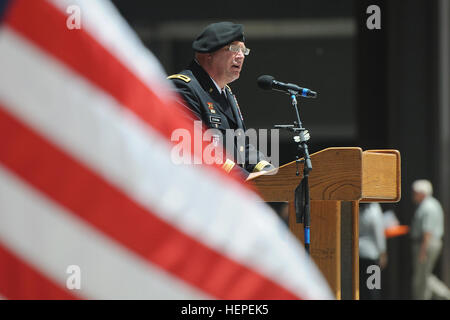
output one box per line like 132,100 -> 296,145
0,0 -> 332,299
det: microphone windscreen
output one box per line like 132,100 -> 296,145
257,75 -> 274,90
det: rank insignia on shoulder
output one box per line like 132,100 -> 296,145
167,74 -> 191,83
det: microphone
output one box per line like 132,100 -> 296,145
257,75 -> 317,98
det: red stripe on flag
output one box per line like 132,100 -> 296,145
3,0 -> 184,140
0,243 -> 79,300
4,0 -> 253,187
0,105 -> 300,300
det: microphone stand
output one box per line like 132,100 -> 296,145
275,90 -> 312,255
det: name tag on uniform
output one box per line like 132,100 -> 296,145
210,116 -> 222,124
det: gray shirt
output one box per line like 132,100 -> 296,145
410,196 -> 444,241
359,203 -> 386,260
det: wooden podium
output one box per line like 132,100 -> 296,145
247,147 -> 401,300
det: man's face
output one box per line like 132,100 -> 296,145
210,41 -> 246,85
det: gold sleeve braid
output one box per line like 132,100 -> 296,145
221,159 -> 236,173
253,160 -> 272,172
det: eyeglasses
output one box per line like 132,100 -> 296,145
227,44 -> 250,56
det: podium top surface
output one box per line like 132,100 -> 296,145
247,147 -> 401,202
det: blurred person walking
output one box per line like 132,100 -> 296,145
410,180 -> 450,300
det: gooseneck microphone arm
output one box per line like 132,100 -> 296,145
259,74 -> 315,256
290,92 -> 312,172
289,91 -> 312,255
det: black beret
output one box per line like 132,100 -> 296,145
192,22 -> 245,53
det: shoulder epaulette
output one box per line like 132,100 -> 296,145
167,74 -> 191,83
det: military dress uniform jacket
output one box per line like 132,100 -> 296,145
168,60 -> 272,175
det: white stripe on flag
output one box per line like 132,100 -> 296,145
0,165 -> 209,299
0,27 -> 333,299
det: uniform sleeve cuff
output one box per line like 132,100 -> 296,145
253,160 -> 272,172
221,159 -> 236,173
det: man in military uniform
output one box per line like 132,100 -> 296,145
168,21 -> 275,177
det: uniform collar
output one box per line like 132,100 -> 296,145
210,76 -> 225,95
191,60 -> 226,95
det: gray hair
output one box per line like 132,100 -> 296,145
412,179 -> 433,196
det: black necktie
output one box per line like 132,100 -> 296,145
221,90 -> 228,102
219,90 -> 236,123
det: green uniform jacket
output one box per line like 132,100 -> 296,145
168,60 -> 273,176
